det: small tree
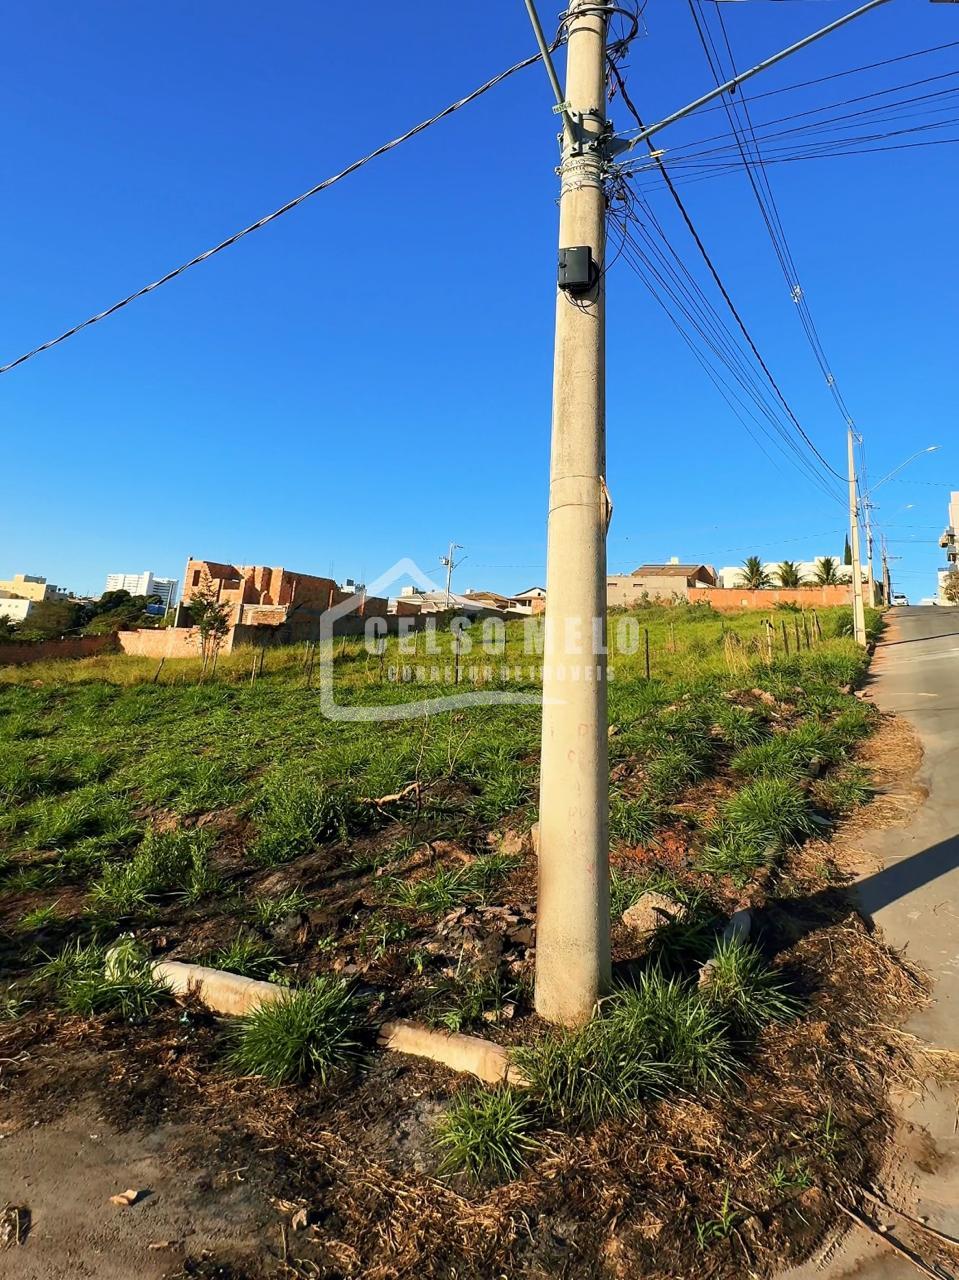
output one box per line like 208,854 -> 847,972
943,568 -> 959,605
15,598 -> 85,642
815,556 -> 841,586
740,556 -> 772,589
843,535 -> 853,566
776,560 -> 805,589
188,575 -> 231,675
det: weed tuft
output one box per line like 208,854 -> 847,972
206,930 -> 282,979
38,938 -> 169,1021
702,937 -> 801,1033
226,978 -> 365,1085
251,776 -> 364,867
609,793 -> 662,846
89,828 -> 221,917
434,1087 -> 537,1180
514,971 -> 734,1126
249,889 -> 313,928
815,765 -> 872,815
384,852 -> 519,914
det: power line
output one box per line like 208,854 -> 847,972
626,94 -> 959,185
638,70 -> 959,170
619,38 -> 959,132
610,204 -> 845,504
622,133 -> 959,195
0,43 -> 558,376
687,0 -> 861,435
607,58 -> 845,488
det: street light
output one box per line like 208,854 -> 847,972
867,445 -> 940,496
862,446 -> 939,606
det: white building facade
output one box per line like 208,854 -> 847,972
104,571 -> 178,610
717,556 -> 857,589
0,596 -> 34,624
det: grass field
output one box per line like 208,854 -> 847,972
0,600 -> 909,1280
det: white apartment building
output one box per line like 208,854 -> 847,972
0,596 -> 34,625
104,571 -> 178,611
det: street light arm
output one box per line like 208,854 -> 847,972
616,0 -> 893,154
867,446 -> 940,496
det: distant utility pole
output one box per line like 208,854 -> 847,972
439,542 -> 464,607
881,532 -> 892,604
847,428 -> 868,645
863,498 -> 877,606
530,0 -> 611,1027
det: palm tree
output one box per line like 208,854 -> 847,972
740,556 -> 772,589
776,560 -> 805,589
815,556 -> 841,586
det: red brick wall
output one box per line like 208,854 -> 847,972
688,585 -> 852,612
118,628 -> 215,658
0,634 -> 118,666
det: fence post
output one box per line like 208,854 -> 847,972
151,657 -> 165,685
765,621 -> 774,663
803,615 -> 811,649
644,628 -> 651,679
781,620 -> 789,655
814,611 -> 823,643
794,618 -> 802,652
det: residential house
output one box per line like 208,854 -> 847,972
389,586 -> 491,617
513,586 -> 547,615
0,595 -> 34,625
607,560 -> 717,607
178,559 -> 387,633
461,589 -> 533,615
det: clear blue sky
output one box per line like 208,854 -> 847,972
1,1 -> 954,600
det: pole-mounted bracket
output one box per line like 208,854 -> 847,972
559,108 -> 614,156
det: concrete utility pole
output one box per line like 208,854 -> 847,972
534,0 -> 611,1027
440,542 -> 463,607
847,427 -> 868,646
881,532 -> 892,605
863,499 -> 877,606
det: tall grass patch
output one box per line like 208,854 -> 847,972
226,978 -> 365,1084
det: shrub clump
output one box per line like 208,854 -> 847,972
434,1087 -> 538,1180
700,937 -> 801,1034
226,978 -> 365,1085
514,971 -> 735,1127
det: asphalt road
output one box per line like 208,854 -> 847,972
785,606 -> 959,1280
860,606 -> 959,1053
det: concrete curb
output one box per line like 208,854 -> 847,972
152,960 -> 288,1017
378,1019 -> 527,1087
109,950 -> 524,1086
